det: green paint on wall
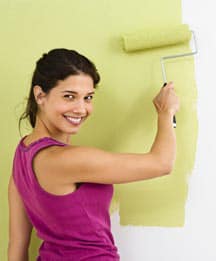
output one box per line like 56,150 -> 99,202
0,0 -> 197,259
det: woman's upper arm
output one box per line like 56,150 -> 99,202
8,175 -> 33,247
44,146 -> 171,185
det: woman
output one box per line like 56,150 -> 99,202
8,48 -> 179,260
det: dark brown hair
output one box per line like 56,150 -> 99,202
19,48 -> 100,131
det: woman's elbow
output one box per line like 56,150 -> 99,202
160,161 -> 174,176
8,241 -> 29,261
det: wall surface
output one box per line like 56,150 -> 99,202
1,0 -> 215,260
110,0 -> 216,260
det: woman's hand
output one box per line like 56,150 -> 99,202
153,82 -> 180,116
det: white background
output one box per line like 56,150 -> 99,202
111,1 -> 216,260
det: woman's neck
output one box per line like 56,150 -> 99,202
28,116 -> 71,145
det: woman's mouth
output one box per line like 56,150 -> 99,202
63,115 -> 83,126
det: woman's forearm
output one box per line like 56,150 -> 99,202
150,111 -> 176,171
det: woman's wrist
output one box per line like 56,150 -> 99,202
157,110 -> 174,118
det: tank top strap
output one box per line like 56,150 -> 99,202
19,136 -> 68,159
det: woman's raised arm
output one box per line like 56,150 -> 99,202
34,82 -> 179,185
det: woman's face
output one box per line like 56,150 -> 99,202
35,74 -> 95,136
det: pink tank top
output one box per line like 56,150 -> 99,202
12,136 -> 120,260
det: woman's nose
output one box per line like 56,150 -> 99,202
71,100 -> 86,114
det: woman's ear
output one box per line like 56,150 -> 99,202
33,85 -> 46,105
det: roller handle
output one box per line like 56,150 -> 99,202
163,83 -> 176,128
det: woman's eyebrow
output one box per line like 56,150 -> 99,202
62,90 -> 95,95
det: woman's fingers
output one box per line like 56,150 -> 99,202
153,81 -> 180,115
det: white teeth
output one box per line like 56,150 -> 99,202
64,116 -> 82,123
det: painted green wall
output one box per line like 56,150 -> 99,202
0,0 -> 197,259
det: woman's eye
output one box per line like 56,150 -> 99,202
63,95 -> 93,101
64,95 -> 74,99
85,95 -> 93,100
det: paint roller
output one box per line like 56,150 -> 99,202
121,24 -> 198,128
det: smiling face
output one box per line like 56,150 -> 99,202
34,74 -> 95,140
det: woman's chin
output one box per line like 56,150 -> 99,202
66,127 -> 81,135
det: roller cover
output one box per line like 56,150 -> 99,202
122,24 -> 191,52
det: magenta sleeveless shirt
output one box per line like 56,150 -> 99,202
12,136 -> 120,260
